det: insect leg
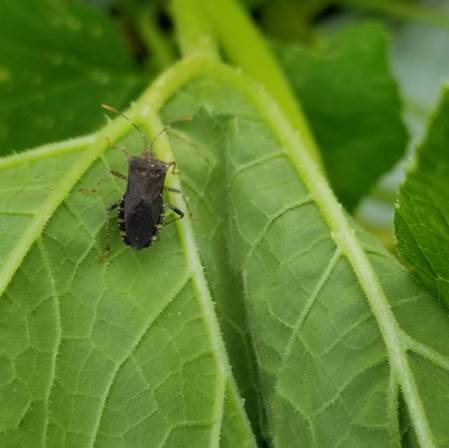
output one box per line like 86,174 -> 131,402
163,202 -> 184,226
167,161 -> 181,175
79,169 -> 126,194
100,201 -> 120,262
106,202 -> 120,213
79,173 -> 111,194
110,170 -> 127,181
166,203 -> 184,218
164,187 -> 181,193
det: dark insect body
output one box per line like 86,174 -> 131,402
113,152 -> 183,250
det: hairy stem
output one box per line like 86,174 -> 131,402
201,0 -> 323,167
136,4 -> 177,71
171,0 -> 219,58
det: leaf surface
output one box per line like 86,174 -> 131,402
1,55 -> 449,448
0,0 -> 145,154
395,88 -> 449,308
0,63 -> 256,447
161,66 -> 449,447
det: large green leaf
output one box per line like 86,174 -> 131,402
160,62 -> 449,446
1,54 -> 449,447
395,88 -> 449,308
0,0 -> 145,154
0,62 -> 256,446
276,23 -> 408,210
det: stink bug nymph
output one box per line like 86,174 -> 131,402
100,104 -> 184,255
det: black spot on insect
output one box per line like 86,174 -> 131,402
99,104 -> 186,257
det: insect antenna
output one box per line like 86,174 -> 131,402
101,103 -> 149,150
149,115 -> 193,148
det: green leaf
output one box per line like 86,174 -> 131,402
160,109 -> 269,441
0,60 -> 257,447
160,61 -> 449,446
1,49 -> 449,447
395,87 -> 449,308
0,0 -> 145,155
276,23 -> 408,210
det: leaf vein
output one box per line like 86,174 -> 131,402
89,275 -> 191,448
276,248 -> 341,378
37,238 -> 62,448
241,196 -> 313,268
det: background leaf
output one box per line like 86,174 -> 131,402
395,87 -> 449,309
0,0 -> 145,155
391,2 -> 449,143
275,23 -> 408,210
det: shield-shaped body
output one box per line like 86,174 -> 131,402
119,153 -> 169,250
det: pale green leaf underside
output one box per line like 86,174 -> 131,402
1,58 -> 449,448
161,76 -> 449,447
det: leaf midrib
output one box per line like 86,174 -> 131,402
139,116 -> 228,446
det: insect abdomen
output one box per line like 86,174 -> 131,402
121,199 -> 164,250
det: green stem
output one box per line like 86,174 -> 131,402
136,4 -> 177,72
340,0 -> 449,29
200,0 -> 323,167
171,0 -> 219,58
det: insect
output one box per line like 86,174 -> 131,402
108,150 -> 184,250
93,104 -> 185,256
